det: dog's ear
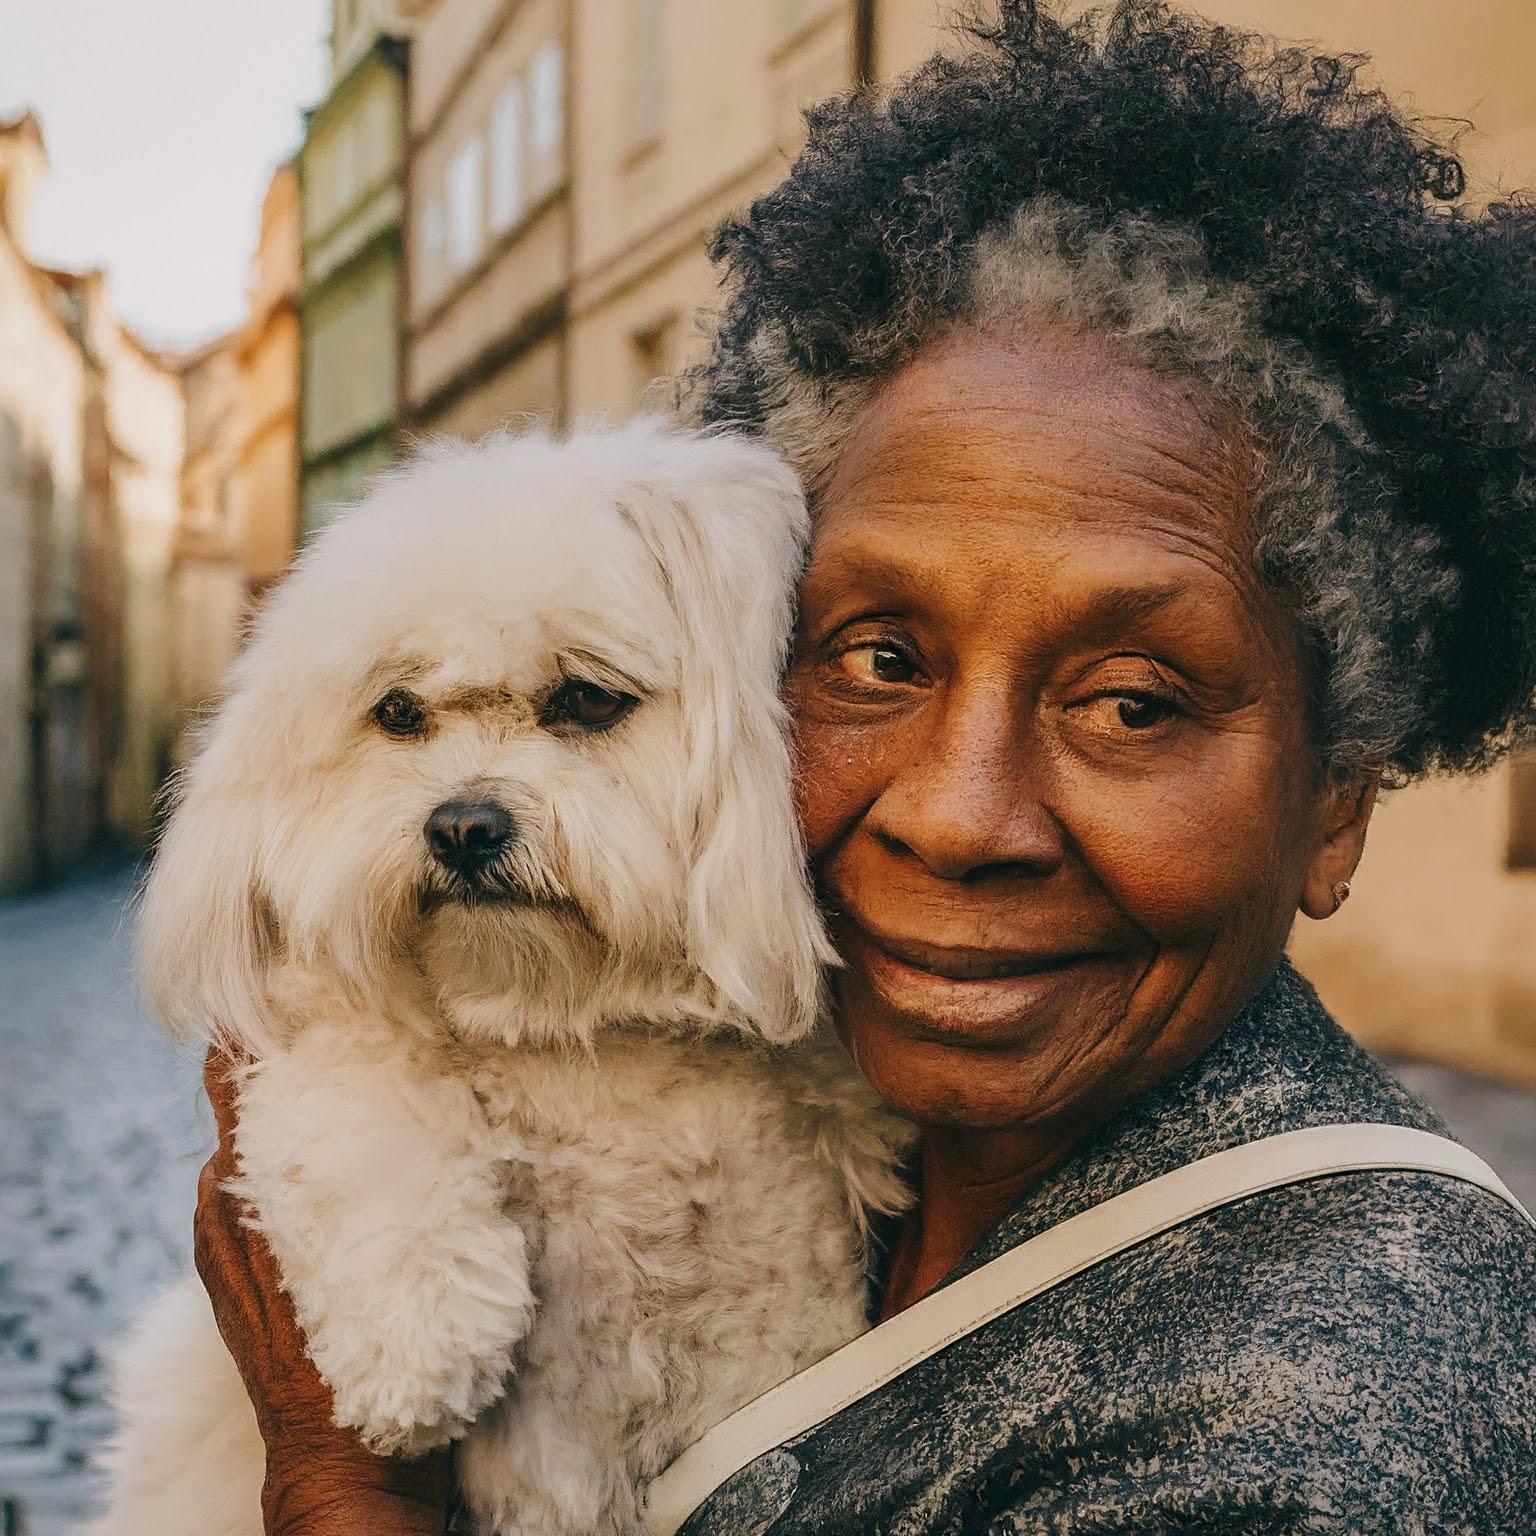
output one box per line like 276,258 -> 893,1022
137,677 -> 283,1058
622,422 -> 835,1043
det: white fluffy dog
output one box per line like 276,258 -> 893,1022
95,419 -> 910,1536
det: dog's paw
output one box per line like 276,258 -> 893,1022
352,1412 -> 467,1460
328,1347 -> 514,1459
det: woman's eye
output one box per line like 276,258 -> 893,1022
372,688 -> 428,738
842,643 -> 920,686
1115,695 -> 1176,730
1072,691 -> 1180,738
544,680 -> 638,731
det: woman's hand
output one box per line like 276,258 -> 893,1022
194,1048 -> 453,1536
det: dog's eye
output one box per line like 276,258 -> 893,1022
372,688 -> 429,738
543,680 -> 637,732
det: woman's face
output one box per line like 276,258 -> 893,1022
786,328 -> 1373,1135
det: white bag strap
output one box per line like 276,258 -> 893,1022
644,1122 -> 1533,1535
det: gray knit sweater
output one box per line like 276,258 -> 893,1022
682,960 -> 1536,1534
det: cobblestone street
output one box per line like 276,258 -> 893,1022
0,865 -> 1532,1535
0,862 -> 205,1536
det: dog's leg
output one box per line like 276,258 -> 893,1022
229,1027 -> 536,1457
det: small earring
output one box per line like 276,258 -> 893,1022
1330,880 -> 1352,914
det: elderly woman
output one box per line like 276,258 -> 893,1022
195,3 -> 1536,1531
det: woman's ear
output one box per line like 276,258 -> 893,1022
1299,769 -> 1380,921
620,422 -> 837,1042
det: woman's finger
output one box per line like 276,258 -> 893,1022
203,1044 -> 245,1148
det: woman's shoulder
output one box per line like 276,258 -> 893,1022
684,1168 -> 1536,1536
1144,1162 -> 1536,1410
1076,1165 -> 1536,1522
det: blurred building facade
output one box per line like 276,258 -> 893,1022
167,163 -> 304,748
298,32 -> 408,532
232,164 -> 302,603
169,333 -> 243,753
98,313 -> 187,845
0,110 -> 186,888
0,109 -> 104,893
396,1 -> 965,431
0,112 -> 302,894
406,0 -> 570,438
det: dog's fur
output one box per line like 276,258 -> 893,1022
94,420 -> 911,1536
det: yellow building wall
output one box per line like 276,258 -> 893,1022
235,165 -> 301,589
102,330 -> 185,844
420,331 -> 563,440
1180,0 -> 1536,198
234,311 -> 302,584
0,235 -> 89,892
566,0 -> 856,418
405,0 -> 571,430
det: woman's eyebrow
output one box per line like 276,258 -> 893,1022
1064,580 -> 1201,625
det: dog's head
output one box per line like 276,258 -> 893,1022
139,419 -> 833,1053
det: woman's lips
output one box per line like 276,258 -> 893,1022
862,932 -> 1100,981
837,922 -> 1121,1043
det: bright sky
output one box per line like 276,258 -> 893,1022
0,0 -> 331,350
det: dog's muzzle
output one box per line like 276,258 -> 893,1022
424,798 -> 517,891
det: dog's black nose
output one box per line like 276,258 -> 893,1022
425,800 -> 516,872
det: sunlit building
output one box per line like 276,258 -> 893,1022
0,110 -> 185,886
167,162 -> 305,752
231,162 -> 302,604
0,109 -> 103,892
405,0 -> 571,436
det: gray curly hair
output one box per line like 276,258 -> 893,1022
687,1 -> 1536,779
698,199 -> 1456,775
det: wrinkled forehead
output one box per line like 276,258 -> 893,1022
309,464 -> 682,696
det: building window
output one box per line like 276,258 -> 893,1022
490,80 -> 524,234
529,42 -> 564,162
1508,751 -> 1536,871
628,0 -> 664,148
446,134 -> 484,273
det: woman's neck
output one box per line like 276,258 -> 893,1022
879,1121 -> 1079,1321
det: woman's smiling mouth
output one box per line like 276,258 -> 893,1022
831,918 -> 1134,1046
859,931 -> 1108,981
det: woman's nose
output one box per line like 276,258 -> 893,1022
865,686 -> 1063,883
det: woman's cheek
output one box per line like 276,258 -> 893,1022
785,676 -> 898,859
1059,739 -> 1297,943
790,718 -> 873,859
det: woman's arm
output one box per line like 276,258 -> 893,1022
194,1050 -> 452,1536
